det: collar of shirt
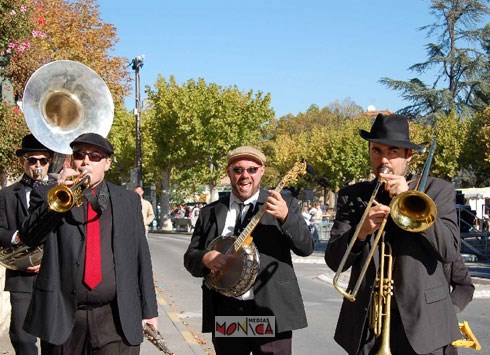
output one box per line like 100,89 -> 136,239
229,191 -> 259,211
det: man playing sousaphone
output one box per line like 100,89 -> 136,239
0,134 -> 52,355
184,146 -> 314,355
325,114 -> 461,354
19,133 -> 158,354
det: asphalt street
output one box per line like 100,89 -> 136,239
0,233 -> 489,354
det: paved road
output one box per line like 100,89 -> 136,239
1,232 -> 489,354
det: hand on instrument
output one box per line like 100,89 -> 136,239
58,168 -> 89,187
266,190 -> 288,223
57,167 -> 81,186
358,204 -> 390,241
142,317 -> 158,330
26,264 -> 40,273
203,250 -> 229,272
379,173 -> 409,197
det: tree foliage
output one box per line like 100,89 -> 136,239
0,0 -> 36,65
460,108 -> 490,186
1,0 -> 130,105
145,76 -> 274,222
380,0 -> 490,118
0,103 -> 29,186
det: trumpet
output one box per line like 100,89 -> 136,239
47,172 -> 90,213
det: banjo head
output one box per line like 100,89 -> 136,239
204,236 -> 260,297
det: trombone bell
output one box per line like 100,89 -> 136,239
390,191 -> 437,233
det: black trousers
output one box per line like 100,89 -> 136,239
41,303 -> 140,355
211,296 -> 293,355
10,291 -> 38,355
212,331 -> 292,355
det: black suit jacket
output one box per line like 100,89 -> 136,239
443,254 -> 474,313
19,182 -> 158,345
325,176 -> 461,354
0,181 -> 36,292
184,189 -> 314,333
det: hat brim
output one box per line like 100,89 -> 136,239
227,153 -> 264,166
359,130 -> 422,151
69,134 -> 114,156
15,148 -> 51,157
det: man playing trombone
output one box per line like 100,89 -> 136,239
325,114 -> 461,354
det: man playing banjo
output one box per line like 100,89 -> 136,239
184,146 -> 314,355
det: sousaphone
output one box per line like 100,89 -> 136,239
0,60 -> 114,270
22,59 -> 114,154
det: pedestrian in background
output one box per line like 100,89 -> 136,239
134,185 -> 155,237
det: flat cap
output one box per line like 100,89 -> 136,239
70,133 -> 114,156
227,146 -> 266,166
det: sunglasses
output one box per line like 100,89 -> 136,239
231,166 -> 260,175
72,151 -> 107,162
25,157 -> 50,166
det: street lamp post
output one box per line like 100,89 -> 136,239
131,55 -> 144,187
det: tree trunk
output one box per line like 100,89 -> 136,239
159,166 -> 173,231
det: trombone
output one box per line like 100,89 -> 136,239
332,141 -> 438,355
332,140 -> 438,302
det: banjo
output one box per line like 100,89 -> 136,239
204,161 -> 307,297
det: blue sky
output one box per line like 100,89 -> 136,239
98,0 -> 435,118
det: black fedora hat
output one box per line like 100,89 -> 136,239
359,114 -> 422,151
15,134 -> 51,157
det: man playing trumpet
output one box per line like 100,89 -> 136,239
20,133 -> 158,354
325,114 -> 461,354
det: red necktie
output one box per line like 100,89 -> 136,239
84,189 -> 101,289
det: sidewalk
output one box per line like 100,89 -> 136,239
0,287 -> 208,355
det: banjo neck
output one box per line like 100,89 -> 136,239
232,161 -> 307,253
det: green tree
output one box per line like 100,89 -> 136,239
0,103 -> 29,186
0,0 -> 35,65
327,97 -> 364,119
2,0 -> 130,105
380,0 -> 490,118
146,76 -> 274,228
461,108 -> 490,186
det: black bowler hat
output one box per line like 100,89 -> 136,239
70,133 -> 114,156
359,114 -> 422,151
15,134 -> 51,157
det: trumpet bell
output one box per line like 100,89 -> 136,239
47,185 -> 75,213
22,60 -> 114,154
390,191 -> 437,232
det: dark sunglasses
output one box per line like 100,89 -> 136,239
25,157 -> 50,166
232,166 -> 260,175
72,151 -> 107,162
